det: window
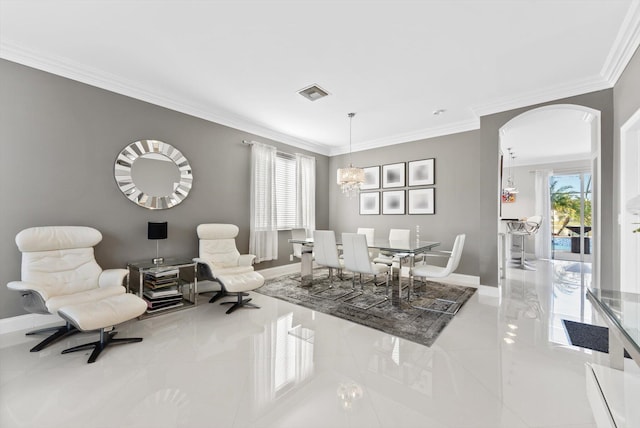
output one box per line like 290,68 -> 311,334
275,153 -> 297,229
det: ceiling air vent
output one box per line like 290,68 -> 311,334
298,84 -> 330,101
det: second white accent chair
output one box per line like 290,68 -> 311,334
341,233 -> 390,300
312,230 -> 345,286
194,224 -> 265,314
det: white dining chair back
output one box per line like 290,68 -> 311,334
342,233 -> 390,304
342,233 -> 376,274
444,233 -> 466,274
389,228 -> 410,242
312,230 -> 344,287
313,230 -> 342,269
356,228 -> 375,245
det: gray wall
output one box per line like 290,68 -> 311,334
329,131 -> 481,278
0,59 -> 330,319
613,45 -> 640,292
330,91 -> 614,287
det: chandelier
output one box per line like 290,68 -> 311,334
336,112 -> 365,197
504,147 -> 519,194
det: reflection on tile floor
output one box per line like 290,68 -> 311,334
0,260 -> 599,427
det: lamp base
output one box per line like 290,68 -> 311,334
152,257 -> 164,265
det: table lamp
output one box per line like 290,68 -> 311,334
148,221 -> 168,264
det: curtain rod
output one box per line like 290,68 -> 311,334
242,140 -> 313,160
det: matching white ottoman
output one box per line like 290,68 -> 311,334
213,271 -> 265,314
57,293 -> 147,363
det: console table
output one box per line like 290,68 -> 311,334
127,257 -> 198,318
585,288 -> 640,427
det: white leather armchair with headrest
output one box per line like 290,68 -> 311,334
194,223 -> 257,278
194,223 -> 264,314
7,226 -> 128,352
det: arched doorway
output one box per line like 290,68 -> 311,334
499,104 -> 601,284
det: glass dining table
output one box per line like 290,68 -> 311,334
288,236 -> 440,301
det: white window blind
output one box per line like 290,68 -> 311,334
275,153 -> 297,230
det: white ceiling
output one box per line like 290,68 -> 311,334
1,0 -> 639,157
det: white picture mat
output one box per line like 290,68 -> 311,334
361,166 -> 380,190
408,158 -> 435,186
382,163 -> 405,188
382,190 -> 405,214
359,192 -> 380,215
408,188 -> 435,214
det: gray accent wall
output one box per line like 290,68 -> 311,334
329,131 -> 481,278
0,59 -> 330,319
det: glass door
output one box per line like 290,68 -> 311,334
550,172 -> 592,262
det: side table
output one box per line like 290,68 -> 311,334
127,257 -> 198,318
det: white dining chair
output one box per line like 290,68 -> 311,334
312,230 -> 345,287
341,233 -> 390,308
410,233 -> 466,314
372,228 -> 411,277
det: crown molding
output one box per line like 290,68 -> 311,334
0,40 -> 331,156
472,74 -> 611,119
601,0 -> 640,85
329,119 -> 480,156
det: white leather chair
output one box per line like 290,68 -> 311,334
373,228 -> 411,276
341,233 -> 390,307
507,215 -> 542,270
7,226 -> 132,352
312,230 -> 345,286
194,224 -> 265,314
410,234 -> 466,313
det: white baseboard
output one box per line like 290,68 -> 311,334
0,313 -> 62,335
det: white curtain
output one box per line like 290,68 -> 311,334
250,142 -> 278,262
295,153 -> 315,233
534,169 -> 553,259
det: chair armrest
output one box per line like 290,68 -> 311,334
193,258 -> 216,279
238,254 -> 256,266
7,281 -> 52,301
423,250 -> 452,257
99,269 -> 129,288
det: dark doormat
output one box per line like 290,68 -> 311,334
562,319 -> 631,358
255,269 -> 476,347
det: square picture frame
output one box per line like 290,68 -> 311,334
382,162 -> 405,188
359,192 -> 380,215
408,158 -> 435,186
361,166 -> 380,190
408,188 -> 435,215
382,190 -> 405,215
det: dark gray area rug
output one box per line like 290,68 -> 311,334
255,269 -> 477,347
562,319 -> 631,358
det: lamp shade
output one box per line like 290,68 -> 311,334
148,222 -> 168,240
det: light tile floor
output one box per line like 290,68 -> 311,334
0,260 -> 600,428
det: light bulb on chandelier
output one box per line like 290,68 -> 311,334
337,112 -> 365,197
